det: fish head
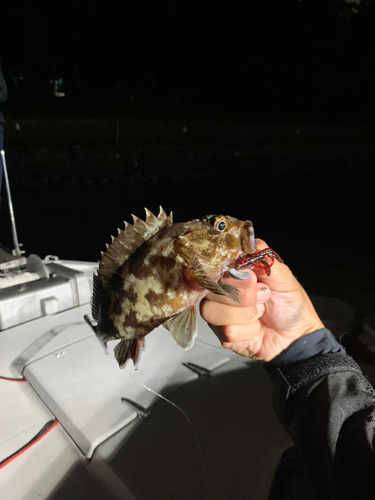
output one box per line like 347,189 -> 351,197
175,214 -> 256,272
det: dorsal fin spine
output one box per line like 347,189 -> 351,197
145,208 -> 158,225
158,206 -> 166,221
97,207 -> 172,284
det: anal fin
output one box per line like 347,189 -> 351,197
114,337 -> 145,370
163,306 -> 197,350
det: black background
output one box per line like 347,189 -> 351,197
1,0 -> 375,313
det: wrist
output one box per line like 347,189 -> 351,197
277,298 -> 325,355
268,328 -> 345,366
265,318 -> 325,362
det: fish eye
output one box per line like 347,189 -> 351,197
214,219 -> 226,232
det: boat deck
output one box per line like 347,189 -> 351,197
1,258 -> 372,499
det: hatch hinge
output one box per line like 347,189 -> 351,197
182,362 -> 211,377
121,398 -> 152,418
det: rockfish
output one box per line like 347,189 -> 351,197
84,207 -> 256,369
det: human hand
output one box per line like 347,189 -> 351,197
200,239 -> 324,361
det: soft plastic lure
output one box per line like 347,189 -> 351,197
229,248 -> 283,279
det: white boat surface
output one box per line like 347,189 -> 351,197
0,248 -> 296,500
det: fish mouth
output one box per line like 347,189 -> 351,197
240,220 -> 256,255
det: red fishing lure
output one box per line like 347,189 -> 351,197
234,248 -> 283,277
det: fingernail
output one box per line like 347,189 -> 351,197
256,286 -> 268,302
228,269 -> 250,280
256,303 -> 265,314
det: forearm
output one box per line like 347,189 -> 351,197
266,329 -> 375,499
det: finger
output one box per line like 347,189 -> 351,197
209,321 -> 262,344
204,281 -> 270,307
256,302 -> 266,315
254,238 -> 268,250
220,269 -> 257,288
255,283 -> 270,304
221,339 -> 263,360
204,284 -> 256,307
253,238 -> 293,288
200,300 -> 261,326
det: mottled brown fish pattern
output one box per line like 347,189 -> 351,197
84,207 -> 256,369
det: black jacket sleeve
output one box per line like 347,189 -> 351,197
266,329 -> 375,500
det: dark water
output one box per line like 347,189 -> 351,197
6,160 -> 375,315
8,164 -> 370,258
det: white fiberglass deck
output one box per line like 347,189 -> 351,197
0,258 -> 293,500
23,326 -> 231,458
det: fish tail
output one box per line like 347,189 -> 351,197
114,337 -> 145,370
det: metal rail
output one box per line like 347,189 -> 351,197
1,149 -> 22,256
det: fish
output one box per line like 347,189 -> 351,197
84,207 -> 256,369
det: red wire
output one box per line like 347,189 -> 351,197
0,420 -> 59,470
0,375 -> 27,382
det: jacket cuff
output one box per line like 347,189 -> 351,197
267,352 -> 362,400
268,328 -> 345,367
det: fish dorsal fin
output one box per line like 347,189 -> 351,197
98,206 -> 172,283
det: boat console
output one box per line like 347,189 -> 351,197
0,250 -> 91,330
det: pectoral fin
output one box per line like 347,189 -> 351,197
163,306 -> 197,350
189,256 -> 240,303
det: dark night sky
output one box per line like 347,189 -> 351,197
2,0 -> 375,121
1,0 -> 375,312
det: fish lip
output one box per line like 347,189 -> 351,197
240,220 -> 256,255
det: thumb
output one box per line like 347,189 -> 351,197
252,238 -> 294,291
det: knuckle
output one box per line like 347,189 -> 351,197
241,287 -> 256,306
199,299 -> 211,321
255,238 -> 268,249
222,324 -> 235,341
200,299 -> 223,325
